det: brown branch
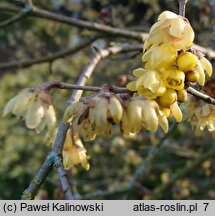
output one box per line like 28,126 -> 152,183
187,87 -> 215,105
0,36 -> 101,71
0,5 -> 215,59
178,0 -> 188,17
42,81 -> 215,105
0,5 -> 147,41
0,10 -> 28,29
21,45 -> 128,200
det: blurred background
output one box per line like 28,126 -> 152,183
0,0 -> 215,200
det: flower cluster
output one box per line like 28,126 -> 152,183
184,95 -> 215,133
63,130 -> 90,170
64,87 -> 169,141
127,11 -> 212,123
3,87 -> 56,136
64,89 -> 123,141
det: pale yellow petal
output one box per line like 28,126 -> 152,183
171,102 -> 182,122
127,81 -> 137,91
25,102 -> 45,129
141,101 -> 158,132
169,18 -> 185,37
195,63 -> 205,86
158,11 -> 178,21
3,97 -> 17,116
199,57 -> 213,77
157,110 -> 169,133
133,68 -> 146,78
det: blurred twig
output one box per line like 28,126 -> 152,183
0,5 -> 147,41
187,87 -> 215,105
0,9 -> 29,29
149,145 -> 215,199
127,123 -> 178,196
1,4 -> 215,60
0,36 -> 102,71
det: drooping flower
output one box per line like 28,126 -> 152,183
142,44 -> 177,70
63,130 -> 90,170
127,69 -> 166,99
3,88 -> 56,135
184,96 -> 215,132
64,90 -> 124,141
144,11 -> 194,51
120,97 -> 169,134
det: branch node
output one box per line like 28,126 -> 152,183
32,177 -> 42,185
47,151 -> 62,167
21,190 -> 32,200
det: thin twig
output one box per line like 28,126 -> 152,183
178,0 -> 188,17
0,5 -> 215,58
187,87 -> 215,105
0,5 -> 147,41
0,36 -> 102,70
127,123 -> 177,196
21,45 -> 127,200
42,81 -> 215,106
0,10 -> 28,29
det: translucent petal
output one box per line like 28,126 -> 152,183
133,68 -> 146,78
195,63 -> 205,86
127,81 -> 137,91
25,102 -> 45,129
45,105 -> 57,130
35,117 -> 47,134
199,57 -> 213,77
158,11 -> 178,21
157,110 -> 169,133
12,91 -> 34,115
169,18 -> 185,37
171,102 -> 182,122
3,97 -> 17,116
142,101 -> 158,132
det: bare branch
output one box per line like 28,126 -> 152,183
0,5 -> 147,41
187,87 -> 215,105
21,158 -> 52,200
0,5 -> 215,58
0,10 -> 28,29
0,36 -> 101,71
178,0 -> 188,17
21,45 -> 129,200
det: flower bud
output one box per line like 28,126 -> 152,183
177,89 -> 188,103
158,89 -> 177,107
177,52 -> 198,72
185,70 -> 200,82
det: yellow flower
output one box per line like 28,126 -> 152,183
177,52 -> 198,72
64,92 -> 123,141
158,89 -> 177,107
144,11 -> 194,51
162,68 -> 185,91
142,44 -> 177,70
3,88 -> 56,134
191,57 -> 213,86
184,96 -> 215,132
63,131 -> 90,170
127,69 -> 166,99
121,97 -> 169,134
